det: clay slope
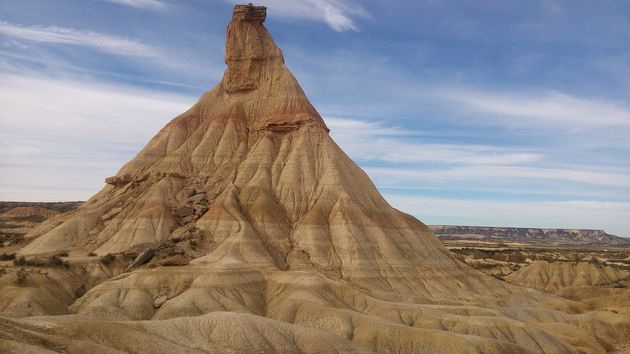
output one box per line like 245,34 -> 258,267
2,4 -> 630,353
506,261 -> 630,293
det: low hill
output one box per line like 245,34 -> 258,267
0,202 -> 82,247
505,260 -> 630,293
431,225 -> 629,246
0,202 -> 83,215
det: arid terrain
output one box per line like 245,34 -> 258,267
1,4 -> 629,354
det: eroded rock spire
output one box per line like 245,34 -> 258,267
223,4 -> 281,92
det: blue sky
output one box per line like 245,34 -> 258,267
1,0 -> 629,236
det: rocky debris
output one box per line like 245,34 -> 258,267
169,225 -> 197,243
173,206 -> 194,217
124,248 -> 155,272
187,193 -> 205,204
104,175 -> 131,186
193,204 -> 208,215
101,207 -> 122,221
159,255 -> 190,266
153,295 -> 168,308
170,179 -> 211,229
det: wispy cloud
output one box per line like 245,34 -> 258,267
384,195 -> 630,237
0,21 -> 159,58
435,87 -> 630,129
327,117 -> 543,165
222,0 -> 368,32
101,0 -> 166,10
367,165 -> 630,188
0,73 -> 195,201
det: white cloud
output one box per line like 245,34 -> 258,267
367,165 -> 630,188
435,87 -> 630,129
327,117 -> 543,165
0,73 -> 195,201
384,195 -> 630,237
101,0 -> 166,10
223,0 -> 368,32
0,21 -> 159,58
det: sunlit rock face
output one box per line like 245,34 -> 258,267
3,5 -> 629,354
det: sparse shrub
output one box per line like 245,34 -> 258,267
472,249 -> 488,259
100,253 -> 116,265
56,251 -> 69,257
490,253 -> 508,262
16,268 -> 28,285
189,239 -> 198,250
87,251 -> 97,257
507,252 -> 526,263
0,252 -> 16,261
49,255 -> 68,267
75,284 -> 86,298
13,256 -> 26,266
614,283 -> 626,289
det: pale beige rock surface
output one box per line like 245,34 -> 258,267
1,4 -> 629,353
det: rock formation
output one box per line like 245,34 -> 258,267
1,5 -> 629,353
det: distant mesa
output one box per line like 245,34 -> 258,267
431,224 -> 629,246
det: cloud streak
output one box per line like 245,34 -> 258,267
222,0 -> 368,31
367,165 -> 630,188
0,73 -> 194,201
435,88 -> 630,129
102,0 -> 166,10
384,194 -> 630,237
0,21 -> 159,58
328,117 -> 543,165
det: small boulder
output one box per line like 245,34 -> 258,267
193,204 -> 208,214
105,175 -> 131,186
159,255 -> 190,266
188,193 -> 206,204
169,228 -> 191,242
174,206 -> 194,217
124,248 -> 155,272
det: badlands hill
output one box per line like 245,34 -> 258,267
431,224 -> 629,246
506,261 -> 630,317
0,201 -> 82,215
0,202 -> 83,248
506,260 -> 630,293
1,4 -> 629,353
